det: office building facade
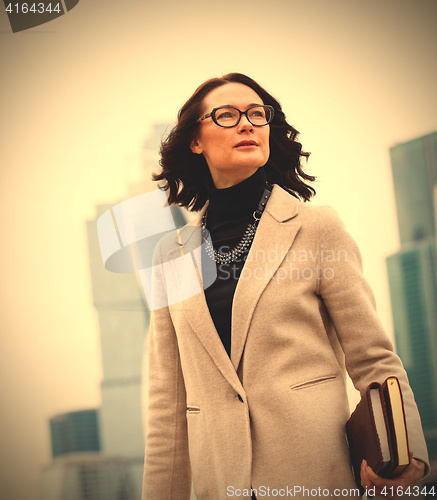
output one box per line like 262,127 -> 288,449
386,131 -> 437,461
50,409 -> 100,458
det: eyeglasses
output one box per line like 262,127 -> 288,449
197,105 -> 274,128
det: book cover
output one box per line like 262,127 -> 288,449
346,377 -> 409,492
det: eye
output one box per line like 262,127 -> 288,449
215,108 -> 239,124
249,108 -> 266,118
217,111 -> 234,119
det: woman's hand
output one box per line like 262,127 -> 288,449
360,452 -> 425,499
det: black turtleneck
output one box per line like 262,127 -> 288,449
202,167 -> 268,357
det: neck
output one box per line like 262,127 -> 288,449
209,167 -> 260,189
204,166 -> 268,219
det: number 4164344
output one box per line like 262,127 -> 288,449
5,3 -> 61,14
380,485 -> 435,497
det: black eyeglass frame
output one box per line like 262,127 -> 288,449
197,105 -> 274,128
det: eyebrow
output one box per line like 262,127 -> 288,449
219,102 -> 263,108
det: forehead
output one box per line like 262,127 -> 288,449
202,83 -> 264,111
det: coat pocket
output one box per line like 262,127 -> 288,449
290,375 -> 337,391
186,405 -> 200,414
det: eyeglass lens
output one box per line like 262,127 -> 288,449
214,106 -> 271,127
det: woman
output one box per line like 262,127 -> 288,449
142,73 -> 429,500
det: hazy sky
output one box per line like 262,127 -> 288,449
1,0 -> 436,498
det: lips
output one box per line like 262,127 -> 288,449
235,140 -> 258,148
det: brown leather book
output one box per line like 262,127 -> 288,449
346,377 -> 410,491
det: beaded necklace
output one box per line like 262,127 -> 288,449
202,182 -> 273,265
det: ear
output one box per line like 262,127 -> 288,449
190,138 -> 203,155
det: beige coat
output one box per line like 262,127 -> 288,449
142,184 -> 429,500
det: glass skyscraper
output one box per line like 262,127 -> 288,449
50,410 -> 100,458
39,454 -> 136,500
86,202 -> 149,496
386,131 -> 437,461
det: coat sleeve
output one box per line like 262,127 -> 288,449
316,206 -> 430,476
142,241 -> 192,500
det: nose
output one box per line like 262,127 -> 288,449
236,112 -> 253,132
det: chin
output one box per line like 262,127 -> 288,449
234,156 -> 266,167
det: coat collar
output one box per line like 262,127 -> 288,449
174,184 -> 300,245
167,184 -> 302,389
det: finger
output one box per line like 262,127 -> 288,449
364,464 -> 398,488
361,463 -> 398,500
361,460 -> 376,490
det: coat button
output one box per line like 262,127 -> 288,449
237,394 -> 244,402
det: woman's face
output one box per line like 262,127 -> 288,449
191,83 -> 270,189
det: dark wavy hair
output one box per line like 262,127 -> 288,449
152,73 -> 315,211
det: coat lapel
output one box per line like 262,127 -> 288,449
170,184 -> 301,382
166,202 -> 244,392
230,186 -> 301,370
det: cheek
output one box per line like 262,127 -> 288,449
263,132 -> 271,157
